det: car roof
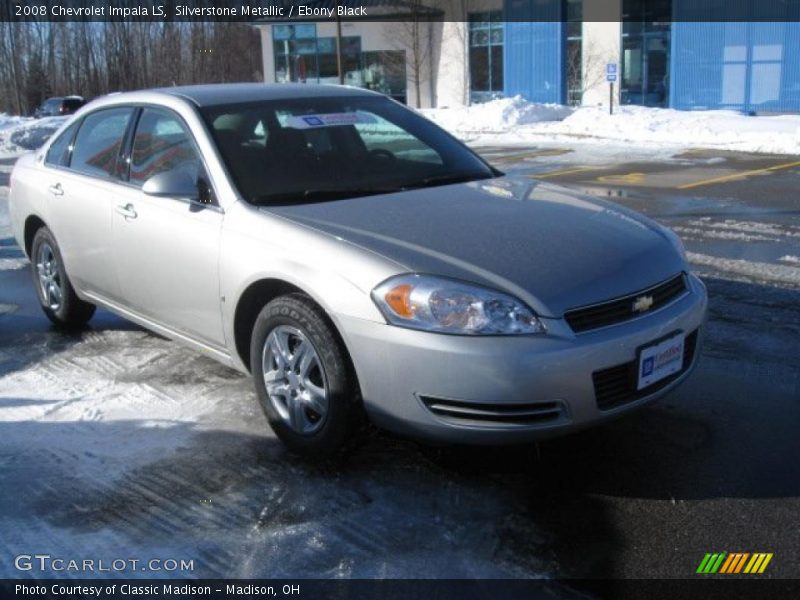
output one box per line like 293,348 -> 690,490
151,83 -> 381,107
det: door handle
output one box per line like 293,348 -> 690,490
48,183 -> 64,197
115,203 -> 138,219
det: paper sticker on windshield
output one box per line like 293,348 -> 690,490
286,112 -> 376,129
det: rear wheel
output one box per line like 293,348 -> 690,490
250,294 -> 362,457
30,227 -> 95,329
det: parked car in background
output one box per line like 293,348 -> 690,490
33,96 -> 85,118
8,84 -> 707,457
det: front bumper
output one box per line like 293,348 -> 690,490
336,273 -> 708,445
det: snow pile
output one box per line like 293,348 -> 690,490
0,113 -> 28,131
0,116 -> 66,159
551,105 -> 800,155
421,95 -> 573,133
423,97 -> 800,154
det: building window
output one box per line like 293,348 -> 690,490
566,0 -> 583,105
318,36 -> 362,84
469,11 -> 504,103
273,24 -> 318,83
362,51 -> 408,103
271,26 -> 408,103
621,0 -> 672,107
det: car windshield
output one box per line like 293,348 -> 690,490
62,97 -> 84,111
199,95 -> 496,205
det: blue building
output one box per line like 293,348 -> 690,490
502,0 -> 800,112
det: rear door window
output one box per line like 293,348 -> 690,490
70,107 -> 135,179
62,98 -> 84,112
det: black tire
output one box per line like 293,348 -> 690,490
250,293 -> 363,458
30,226 -> 95,329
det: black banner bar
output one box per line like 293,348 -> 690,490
2,0 -> 800,23
3,579 -> 800,600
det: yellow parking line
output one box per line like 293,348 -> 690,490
531,166 -> 604,179
491,148 -> 573,163
596,172 -> 647,184
677,160 -> 800,190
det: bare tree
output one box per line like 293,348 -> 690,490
567,37 -> 615,106
0,18 -> 261,115
384,1 -> 435,108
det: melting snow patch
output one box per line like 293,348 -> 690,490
672,226 -> 779,243
689,252 -> 800,287
779,255 -> 800,265
0,257 -> 27,270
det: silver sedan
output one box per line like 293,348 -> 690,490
8,84 -> 707,456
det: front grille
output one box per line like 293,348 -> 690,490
565,274 -> 688,334
420,396 -> 565,427
593,329 -> 699,411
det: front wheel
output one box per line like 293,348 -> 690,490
250,294 -> 363,457
30,227 -> 95,329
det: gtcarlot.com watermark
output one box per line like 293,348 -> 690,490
14,553 -> 194,574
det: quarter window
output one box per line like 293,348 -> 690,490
129,109 -> 204,188
70,108 -> 134,179
44,121 -> 80,167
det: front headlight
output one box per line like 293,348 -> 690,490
662,226 -> 688,262
372,274 -> 546,335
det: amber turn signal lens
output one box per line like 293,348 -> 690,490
384,284 -> 414,318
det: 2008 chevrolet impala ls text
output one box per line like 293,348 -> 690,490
8,84 -> 707,456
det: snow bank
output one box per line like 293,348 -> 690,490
423,97 -> 800,154
0,113 -> 28,131
421,95 -> 573,133
552,105 -> 800,154
0,115 -> 66,159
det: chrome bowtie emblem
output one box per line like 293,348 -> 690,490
632,295 -> 654,313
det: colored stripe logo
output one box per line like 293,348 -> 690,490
697,552 -> 773,574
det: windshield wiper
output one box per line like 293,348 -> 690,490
254,187 -> 402,205
402,172 -> 493,189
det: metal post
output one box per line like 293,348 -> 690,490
336,16 -> 344,85
610,82 -> 614,115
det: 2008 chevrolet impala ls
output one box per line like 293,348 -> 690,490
9,84 -> 707,455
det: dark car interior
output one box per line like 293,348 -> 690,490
202,96 -> 494,205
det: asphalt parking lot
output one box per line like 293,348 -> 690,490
1,148 -> 799,585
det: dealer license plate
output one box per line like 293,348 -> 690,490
637,332 -> 685,390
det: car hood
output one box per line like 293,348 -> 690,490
266,177 -> 686,317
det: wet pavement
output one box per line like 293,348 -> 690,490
1,149 -> 799,584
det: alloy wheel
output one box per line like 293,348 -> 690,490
36,242 -> 63,311
262,325 -> 330,434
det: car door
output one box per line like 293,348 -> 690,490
111,107 -> 226,348
43,107 -> 135,299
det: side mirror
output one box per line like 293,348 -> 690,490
142,169 -> 199,201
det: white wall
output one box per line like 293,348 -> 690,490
259,26 -> 274,83
581,0 -> 622,107
435,21 -> 469,107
